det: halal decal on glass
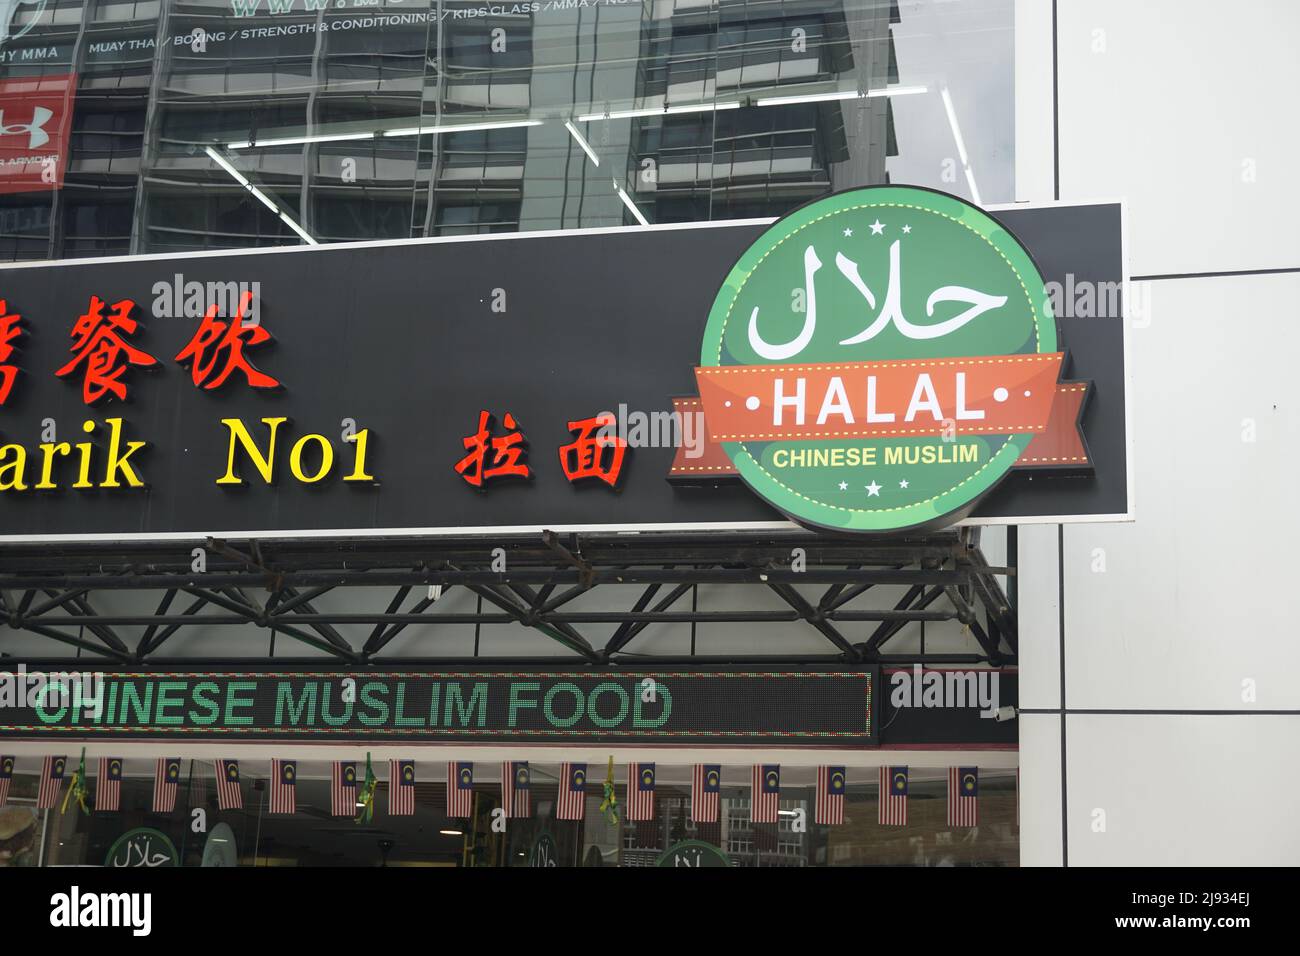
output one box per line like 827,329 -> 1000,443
692,185 -> 1092,533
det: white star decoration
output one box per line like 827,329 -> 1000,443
838,481 -> 848,491
866,481 -> 882,496
899,479 -> 909,489
901,224 -> 912,234
869,220 -> 885,235
843,227 -> 853,237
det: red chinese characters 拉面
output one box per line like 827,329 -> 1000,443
55,296 -> 158,404
455,410 -> 532,487
558,412 -> 628,487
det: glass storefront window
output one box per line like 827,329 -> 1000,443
0,0 -> 1013,259
5,763 -> 1017,867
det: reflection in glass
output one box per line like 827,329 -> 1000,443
0,0 -> 1012,259
25,764 -> 1017,866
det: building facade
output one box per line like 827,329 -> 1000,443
0,0 -> 1293,870
0,0 -> 1011,256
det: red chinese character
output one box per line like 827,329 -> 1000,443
174,292 -> 280,390
54,296 -> 158,405
0,301 -> 22,406
454,410 -> 531,487
558,412 -> 628,487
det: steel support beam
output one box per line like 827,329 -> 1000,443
0,531 -> 1016,667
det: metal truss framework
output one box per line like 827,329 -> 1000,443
0,529 -> 1016,668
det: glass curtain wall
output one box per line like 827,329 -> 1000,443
0,0 -> 1013,259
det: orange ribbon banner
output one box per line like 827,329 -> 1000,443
670,353 -> 1090,480
694,354 -> 1064,442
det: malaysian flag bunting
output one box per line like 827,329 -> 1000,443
390,760 -> 416,816
153,758 -> 181,813
37,755 -> 65,809
214,759 -> 242,810
96,757 -> 123,812
556,762 -> 586,821
626,763 -> 655,822
751,764 -> 780,824
0,755 -> 13,807
879,766 -> 908,826
502,761 -> 530,818
270,759 -> 296,814
447,761 -> 474,818
691,764 -> 721,823
331,761 -> 357,817
815,766 -> 846,825
947,766 -> 978,827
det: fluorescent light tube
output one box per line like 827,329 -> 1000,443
564,119 -> 600,166
577,102 -> 740,122
754,84 -> 927,108
248,185 -> 280,213
228,132 -> 376,149
204,146 -> 318,246
613,178 -> 649,227
940,87 -> 969,165
280,211 -> 318,245
665,101 -> 740,115
204,146 -> 250,187
382,119 -> 543,137
940,85 -> 981,205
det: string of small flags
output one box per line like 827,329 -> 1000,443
0,756 -> 1015,827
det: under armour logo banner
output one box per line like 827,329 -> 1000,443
0,73 -> 74,194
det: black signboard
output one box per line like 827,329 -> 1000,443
0,202 -> 1127,541
877,667 -> 1018,747
0,670 -> 877,745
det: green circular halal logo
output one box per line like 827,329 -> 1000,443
697,185 -> 1058,532
105,828 -> 178,868
656,840 -> 730,868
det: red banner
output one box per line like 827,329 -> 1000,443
0,73 -> 76,195
670,353 -> 1090,479
694,354 -> 1064,442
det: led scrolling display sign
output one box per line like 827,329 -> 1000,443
0,671 -> 877,745
0,187 -> 1125,540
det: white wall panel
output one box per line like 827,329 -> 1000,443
1013,0 -> 1056,202
1063,273 -> 1299,709
1015,522 -> 1061,711
1066,714 -> 1300,865
1018,1 -> 1299,867
1057,0 -> 1300,275
1019,712 -> 1063,866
